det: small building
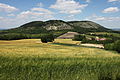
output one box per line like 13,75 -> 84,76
57,32 -> 79,39
95,36 -> 107,41
99,38 -> 106,41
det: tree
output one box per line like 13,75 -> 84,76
73,35 -> 86,41
41,34 -> 54,43
114,40 -> 120,53
104,40 -> 120,53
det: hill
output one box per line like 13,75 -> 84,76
68,21 -> 110,33
0,20 -> 111,35
112,28 -> 120,31
1,20 -> 119,40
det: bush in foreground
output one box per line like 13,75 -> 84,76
104,40 -> 120,53
73,35 -> 86,41
114,40 -> 120,53
41,34 -> 54,43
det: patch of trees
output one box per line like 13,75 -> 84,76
0,34 -> 31,40
81,39 -> 113,44
88,33 -> 120,41
41,34 -> 54,43
73,34 -> 113,44
0,33 -> 46,40
73,35 -> 86,41
104,40 -> 120,53
73,34 -> 120,53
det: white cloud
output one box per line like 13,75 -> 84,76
18,11 -> 42,19
50,0 -> 88,14
86,0 -> 91,3
86,14 -> 120,21
0,3 -> 18,12
85,14 -> 120,28
37,3 -> 43,7
0,17 -> 17,28
0,17 -> 4,20
7,14 -> 15,16
17,7 -> 54,20
0,7 -> 55,29
108,0 -> 120,2
17,8 -> 55,24
31,8 -> 54,14
102,7 -> 119,13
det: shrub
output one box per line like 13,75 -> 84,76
104,43 -> 114,50
0,33 -> 30,40
41,34 -> 54,43
104,40 -> 120,53
114,40 -> 120,53
73,35 -> 86,41
81,38 -> 113,44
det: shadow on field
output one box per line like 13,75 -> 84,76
52,43 -> 79,47
52,42 -> 100,49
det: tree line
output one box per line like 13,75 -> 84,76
73,34 -> 120,53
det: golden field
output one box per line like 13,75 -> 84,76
0,39 -> 120,80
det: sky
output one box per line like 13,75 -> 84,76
0,0 -> 120,29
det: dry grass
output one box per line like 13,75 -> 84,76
0,39 -> 118,58
0,39 -> 120,80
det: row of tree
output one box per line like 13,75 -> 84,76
0,34 -> 30,40
0,33 -> 55,43
73,34 -> 120,53
73,35 -> 113,44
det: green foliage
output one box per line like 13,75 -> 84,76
41,34 -> 54,43
81,38 -> 113,44
81,32 -> 120,44
104,40 -> 120,53
0,33 -> 56,40
114,40 -> 120,53
104,43 -> 114,50
88,33 -> 120,42
73,35 -> 86,41
0,33 -> 30,40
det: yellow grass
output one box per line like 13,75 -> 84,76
0,39 -> 120,80
0,39 -> 119,58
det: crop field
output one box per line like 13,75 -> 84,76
0,39 -> 120,80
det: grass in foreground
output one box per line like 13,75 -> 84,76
0,39 -> 120,80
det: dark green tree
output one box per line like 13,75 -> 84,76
73,35 -> 86,41
104,40 -> 120,53
114,40 -> 120,53
41,34 -> 54,43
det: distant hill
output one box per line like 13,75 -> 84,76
0,29 -> 6,30
112,28 -> 120,31
0,20 -> 112,35
68,21 -> 110,33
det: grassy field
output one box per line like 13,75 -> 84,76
0,39 -> 120,80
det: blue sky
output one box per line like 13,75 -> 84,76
0,0 -> 120,29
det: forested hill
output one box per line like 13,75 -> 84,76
0,20 -> 112,34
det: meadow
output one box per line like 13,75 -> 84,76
0,39 -> 120,80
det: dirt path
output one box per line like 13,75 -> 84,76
81,43 -> 104,48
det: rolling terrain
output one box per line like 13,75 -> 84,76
0,20 -> 111,35
0,39 -> 120,80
